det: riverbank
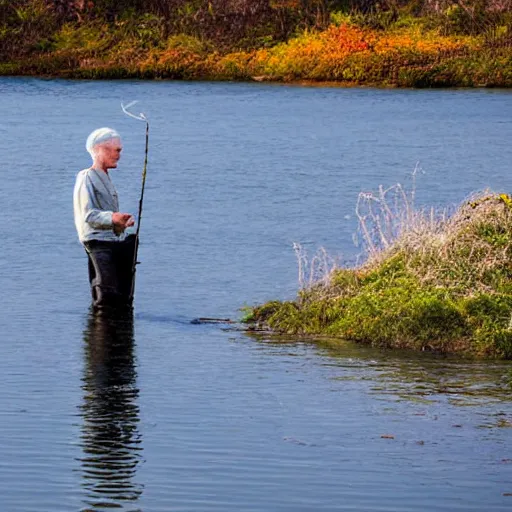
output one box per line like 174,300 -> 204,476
1,12 -> 512,87
243,191 -> 512,359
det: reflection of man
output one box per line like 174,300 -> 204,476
73,128 -> 136,309
80,310 -> 143,508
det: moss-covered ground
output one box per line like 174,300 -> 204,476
244,193 -> 512,359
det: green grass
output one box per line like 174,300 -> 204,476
245,193 -> 512,359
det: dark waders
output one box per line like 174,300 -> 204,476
84,234 -> 137,310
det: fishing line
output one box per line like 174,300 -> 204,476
121,101 -> 149,302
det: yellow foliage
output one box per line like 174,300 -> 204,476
230,23 -> 482,81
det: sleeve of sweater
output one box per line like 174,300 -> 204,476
78,173 -> 114,229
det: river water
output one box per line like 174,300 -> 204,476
0,78 -> 511,511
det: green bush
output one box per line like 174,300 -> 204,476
246,193 -> 512,358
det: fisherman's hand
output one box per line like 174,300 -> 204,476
112,212 -> 135,233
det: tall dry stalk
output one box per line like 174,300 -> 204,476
293,162 -> 512,301
354,165 -> 453,266
293,242 -> 338,291
355,179 -> 512,294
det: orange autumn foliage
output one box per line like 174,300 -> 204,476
234,23 -> 480,81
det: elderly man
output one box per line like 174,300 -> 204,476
74,128 -> 136,310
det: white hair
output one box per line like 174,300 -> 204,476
86,127 -> 121,158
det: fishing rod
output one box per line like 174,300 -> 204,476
121,101 -> 149,302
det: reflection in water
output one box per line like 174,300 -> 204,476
79,310 -> 143,512
247,333 -> 512,406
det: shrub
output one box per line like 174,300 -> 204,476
246,191 -> 512,358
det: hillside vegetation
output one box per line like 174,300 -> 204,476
1,0 -> 511,86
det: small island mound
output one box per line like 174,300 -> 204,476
244,188 -> 512,359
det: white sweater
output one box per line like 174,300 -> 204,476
73,168 -> 123,243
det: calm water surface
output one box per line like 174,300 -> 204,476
0,78 -> 511,511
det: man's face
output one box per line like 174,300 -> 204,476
99,138 -> 123,169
